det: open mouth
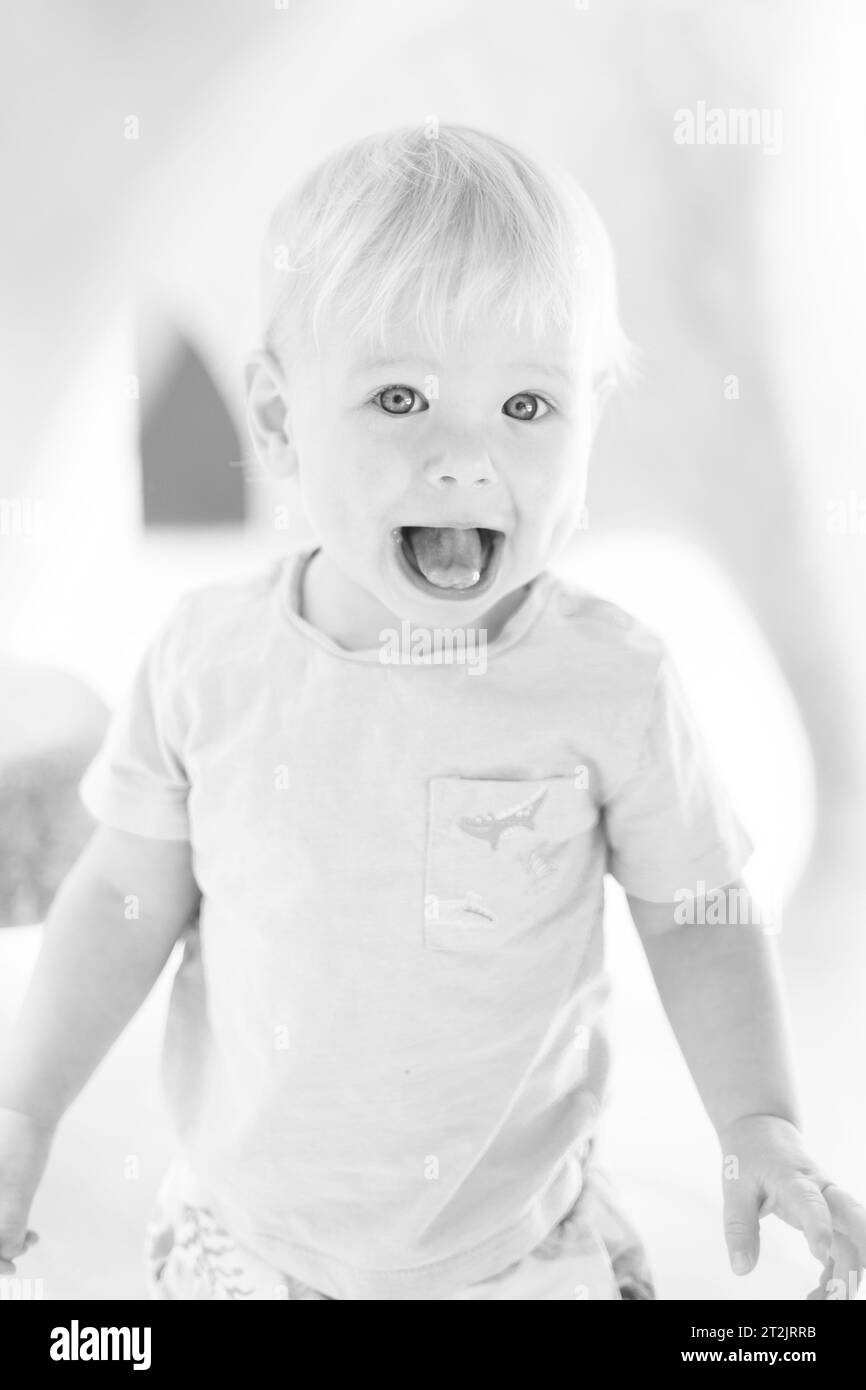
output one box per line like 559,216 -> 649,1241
393,525 -> 504,599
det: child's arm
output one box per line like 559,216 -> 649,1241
628,880 -> 799,1137
0,823 -> 199,1269
629,880 -> 866,1297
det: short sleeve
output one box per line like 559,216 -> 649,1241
78,600 -> 191,841
604,651 -> 754,901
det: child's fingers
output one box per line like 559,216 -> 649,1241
0,1230 -> 39,1278
805,1232 -> 861,1301
806,1271 -> 832,1300
0,1229 -> 38,1277
825,1232 -> 862,1301
0,1218 -> 34,1263
824,1185 -> 866,1267
805,1255 -> 834,1301
722,1176 -> 760,1274
782,1174 -> 833,1263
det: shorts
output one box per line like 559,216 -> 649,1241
144,1157 -> 656,1301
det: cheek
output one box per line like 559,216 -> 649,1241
297,421 -> 413,533
508,428 -> 586,508
344,421 -> 421,502
295,413 -> 363,491
293,426 -> 352,536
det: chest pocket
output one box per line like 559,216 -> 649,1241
423,776 -> 600,952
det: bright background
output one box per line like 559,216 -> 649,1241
1,0 -> 864,1299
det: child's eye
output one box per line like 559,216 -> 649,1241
373,385 -> 428,415
502,392 -> 551,421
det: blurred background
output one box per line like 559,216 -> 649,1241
1,0 -> 864,1299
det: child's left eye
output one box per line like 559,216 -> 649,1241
502,392 -> 551,421
372,385 -> 428,415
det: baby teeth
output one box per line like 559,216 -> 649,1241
448,570 -> 482,590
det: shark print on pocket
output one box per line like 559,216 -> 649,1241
424,776 -> 600,952
458,787 -> 548,850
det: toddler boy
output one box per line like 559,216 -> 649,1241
1,124 -> 863,1301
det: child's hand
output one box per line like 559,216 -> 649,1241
0,1106 -> 54,1274
719,1113 -> 866,1299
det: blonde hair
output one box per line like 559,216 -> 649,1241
261,122 -> 634,392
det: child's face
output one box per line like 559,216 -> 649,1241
257,312 -> 594,625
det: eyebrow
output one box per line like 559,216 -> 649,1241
351,355 -> 432,375
506,361 -> 576,384
352,355 -> 576,383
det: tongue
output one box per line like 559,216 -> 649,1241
406,527 -> 484,589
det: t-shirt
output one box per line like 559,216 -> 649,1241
78,546 -> 753,1300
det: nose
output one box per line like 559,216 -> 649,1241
424,435 -> 495,489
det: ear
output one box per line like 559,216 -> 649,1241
244,349 -> 298,480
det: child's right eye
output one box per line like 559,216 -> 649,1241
372,385 -> 429,415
